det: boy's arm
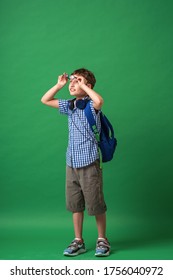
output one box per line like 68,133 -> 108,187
78,79 -> 104,110
41,74 -> 68,108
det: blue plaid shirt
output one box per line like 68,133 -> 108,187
58,99 -> 101,168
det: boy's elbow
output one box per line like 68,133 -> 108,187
94,97 -> 104,110
41,97 -> 46,104
98,97 -> 104,108
100,97 -> 104,106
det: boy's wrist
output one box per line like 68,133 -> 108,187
56,83 -> 64,90
79,83 -> 88,90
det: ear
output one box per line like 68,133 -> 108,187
87,83 -> 92,89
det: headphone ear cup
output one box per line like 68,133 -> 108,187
76,99 -> 86,109
69,99 -> 75,110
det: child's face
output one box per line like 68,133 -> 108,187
68,74 -> 88,98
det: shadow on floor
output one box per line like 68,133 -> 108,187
111,225 -> 173,255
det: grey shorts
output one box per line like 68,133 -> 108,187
66,160 -> 107,216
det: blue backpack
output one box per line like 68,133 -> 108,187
84,102 -> 117,164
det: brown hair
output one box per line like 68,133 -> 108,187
71,68 -> 96,88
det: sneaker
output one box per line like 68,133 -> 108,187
63,239 -> 86,256
95,238 -> 110,256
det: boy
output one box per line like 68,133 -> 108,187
41,68 -> 110,256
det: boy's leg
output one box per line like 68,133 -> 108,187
64,166 -> 86,256
95,212 -> 106,238
95,212 -> 110,256
73,211 -> 84,239
63,211 -> 86,256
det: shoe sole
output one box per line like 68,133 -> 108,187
95,251 -> 110,257
63,248 -> 86,256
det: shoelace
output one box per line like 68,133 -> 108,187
68,240 -> 82,249
97,239 -> 110,249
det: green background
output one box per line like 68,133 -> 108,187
0,0 -> 173,260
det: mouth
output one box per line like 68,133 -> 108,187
70,87 -> 75,92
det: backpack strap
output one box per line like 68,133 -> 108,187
84,102 -> 102,168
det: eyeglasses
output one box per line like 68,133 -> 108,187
65,74 -> 86,84
65,74 -> 77,81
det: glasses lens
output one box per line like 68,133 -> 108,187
69,75 -> 77,81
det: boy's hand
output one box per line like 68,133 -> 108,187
57,73 -> 68,88
76,76 -> 87,88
